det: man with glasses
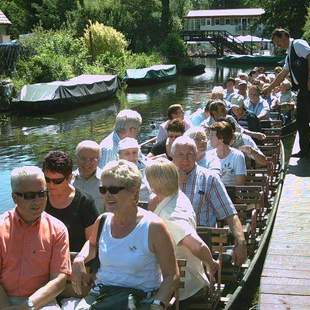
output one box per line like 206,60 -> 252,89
0,166 -> 71,309
73,140 -> 104,213
245,85 -> 270,120
171,136 -> 247,267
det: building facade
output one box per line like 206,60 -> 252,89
0,10 -> 11,42
184,8 -> 265,36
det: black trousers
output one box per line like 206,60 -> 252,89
296,90 -> 310,154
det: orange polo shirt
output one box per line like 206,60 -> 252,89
0,210 -> 71,297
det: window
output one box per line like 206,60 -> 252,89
215,19 -> 220,25
220,18 -> 224,25
195,19 -> 200,30
225,18 -> 230,25
206,18 -> 211,25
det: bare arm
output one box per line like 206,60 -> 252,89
149,220 -> 180,308
225,214 -> 247,266
85,222 -> 96,240
179,234 -> 219,275
267,69 -> 289,92
71,215 -> 103,295
239,145 -> 268,166
27,273 -> 67,309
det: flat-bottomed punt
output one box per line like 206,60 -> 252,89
12,74 -> 120,114
124,64 -> 177,86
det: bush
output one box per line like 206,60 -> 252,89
16,52 -> 74,84
160,33 -> 187,63
83,21 -> 128,60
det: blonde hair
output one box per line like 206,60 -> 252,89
145,158 -> 179,197
185,127 -> 207,141
101,160 -> 141,189
11,166 -> 45,192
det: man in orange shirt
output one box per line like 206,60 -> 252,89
0,166 -> 71,309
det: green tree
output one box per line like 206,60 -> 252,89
245,0 -> 309,38
303,7 -> 310,42
83,21 -> 128,60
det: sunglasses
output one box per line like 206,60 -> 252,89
15,190 -> 48,200
99,186 -> 125,195
45,176 -> 66,185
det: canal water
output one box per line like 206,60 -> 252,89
0,58 -> 270,214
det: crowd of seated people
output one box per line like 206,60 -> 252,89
0,64 -> 290,309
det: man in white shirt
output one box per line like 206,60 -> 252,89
264,28 -> 310,158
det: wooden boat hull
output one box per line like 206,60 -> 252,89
11,74 -> 120,114
223,141 -> 286,309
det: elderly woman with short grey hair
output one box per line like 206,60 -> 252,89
185,127 -> 221,173
70,160 -> 179,310
145,158 -> 219,309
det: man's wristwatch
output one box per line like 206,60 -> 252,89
152,299 -> 165,309
26,298 -> 35,310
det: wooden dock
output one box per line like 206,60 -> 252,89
259,134 -> 310,309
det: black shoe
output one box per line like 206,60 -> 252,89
291,151 -> 310,158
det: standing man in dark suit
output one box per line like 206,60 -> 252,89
264,28 -> 310,158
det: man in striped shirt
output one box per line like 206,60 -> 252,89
171,136 -> 247,266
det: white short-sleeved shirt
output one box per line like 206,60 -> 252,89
284,39 -> 310,84
206,148 -> 246,186
197,153 -> 221,174
154,191 -> 209,300
245,97 -> 270,120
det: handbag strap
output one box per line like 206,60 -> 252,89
96,214 -> 107,247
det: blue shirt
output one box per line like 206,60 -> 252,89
98,131 -> 120,169
181,164 -> 236,227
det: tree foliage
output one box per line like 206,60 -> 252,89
83,21 -> 128,59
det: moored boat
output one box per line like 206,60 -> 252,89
217,54 -> 285,65
124,64 -> 177,86
180,64 -> 206,76
11,74 -> 120,114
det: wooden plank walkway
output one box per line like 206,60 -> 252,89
259,134 -> 310,309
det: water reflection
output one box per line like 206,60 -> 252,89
0,58 -> 250,213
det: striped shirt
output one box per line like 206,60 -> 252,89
181,164 -> 236,227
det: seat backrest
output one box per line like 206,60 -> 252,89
197,226 -> 229,291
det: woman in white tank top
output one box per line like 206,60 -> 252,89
69,160 -> 179,310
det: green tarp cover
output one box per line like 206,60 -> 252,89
217,55 -> 285,64
124,64 -> 176,81
17,74 -> 119,102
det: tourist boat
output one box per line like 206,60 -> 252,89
217,54 -> 285,65
124,64 -> 177,86
11,74 -> 120,114
140,123 -> 286,309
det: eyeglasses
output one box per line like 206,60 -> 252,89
99,186 -> 125,195
45,176 -> 66,185
78,156 -> 99,163
15,190 -> 48,200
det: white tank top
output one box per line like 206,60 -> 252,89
96,210 -> 162,292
